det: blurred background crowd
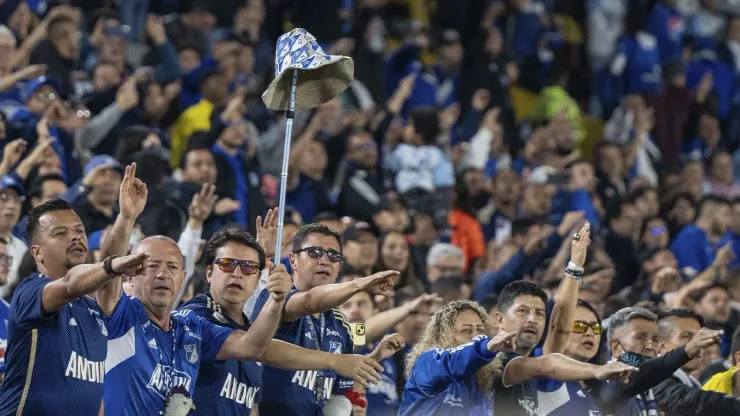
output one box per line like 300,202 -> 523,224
0,0 -> 739,414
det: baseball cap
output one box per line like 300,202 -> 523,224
83,155 -> 124,178
342,221 -> 379,242
24,76 -> 62,102
0,174 -> 24,196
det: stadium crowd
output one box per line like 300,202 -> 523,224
0,0 -> 738,415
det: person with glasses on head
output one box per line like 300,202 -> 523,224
251,223 -> 402,416
179,222 -> 386,416
0,235 -> 12,379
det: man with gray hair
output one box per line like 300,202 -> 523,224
425,243 -> 465,282
598,306 -> 723,416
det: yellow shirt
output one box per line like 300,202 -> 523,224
169,99 -> 214,169
703,366 -> 739,395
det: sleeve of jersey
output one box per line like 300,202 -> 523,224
249,288 -> 271,322
411,335 -> 497,396
196,314 -> 234,364
105,294 -> 138,339
10,276 -> 55,329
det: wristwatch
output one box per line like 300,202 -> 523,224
103,255 -> 121,277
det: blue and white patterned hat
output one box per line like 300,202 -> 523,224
262,28 -> 354,110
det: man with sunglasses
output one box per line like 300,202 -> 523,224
179,225 -> 386,415
251,223 -> 399,416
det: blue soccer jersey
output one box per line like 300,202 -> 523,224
0,273 -> 108,416
179,293 -> 263,415
251,287 -> 354,416
103,294 -> 232,416
0,298 -> 9,373
400,335 -> 497,416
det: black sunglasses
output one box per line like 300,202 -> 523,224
213,258 -> 260,275
294,246 -> 343,263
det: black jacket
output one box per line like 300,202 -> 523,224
654,371 -> 740,415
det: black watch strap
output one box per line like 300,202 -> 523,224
103,255 -> 120,276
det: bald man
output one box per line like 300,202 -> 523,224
94,163 -> 296,416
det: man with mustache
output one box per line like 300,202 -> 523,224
401,300 -> 638,416
179,222 -> 385,415
0,195 -> 147,415
92,164 -> 306,416
251,223 -> 400,415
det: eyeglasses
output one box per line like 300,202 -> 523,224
572,320 -> 603,335
0,193 -> 25,204
35,93 -> 57,101
294,246 -> 343,263
650,225 -> 667,236
0,253 -> 12,266
213,258 -> 260,275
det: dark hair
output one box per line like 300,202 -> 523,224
657,308 -> 705,341
395,285 -> 422,306
180,131 -> 213,168
627,186 -> 657,204
497,281 -> 548,312
29,173 -> 66,200
408,107 -> 440,145
639,215 -> 665,239
696,282 -> 730,302
115,125 -> 153,163
337,263 -> 364,282
4,250 -> 37,302
291,223 -> 343,254
698,195 -> 731,217
26,198 -> 74,242
511,218 -> 539,239
47,15 -> 76,36
204,224 -> 265,270
132,150 -> 166,189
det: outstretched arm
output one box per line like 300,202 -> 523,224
503,353 -> 637,387
43,253 -> 148,314
283,270 -> 397,322
261,339 -> 384,389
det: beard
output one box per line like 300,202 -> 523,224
514,336 -> 537,351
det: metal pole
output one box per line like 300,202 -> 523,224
274,69 -> 298,263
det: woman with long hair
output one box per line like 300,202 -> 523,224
376,231 -> 424,291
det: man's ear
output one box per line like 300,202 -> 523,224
205,265 -> 212,284
609,338 -> 621,358
734,351 -> 740,366
493,310 -> 504,327
30,245 -> 41,263
288,252 -> 297,271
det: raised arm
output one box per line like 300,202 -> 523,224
96,163 -> 148,316
283,270 -> 398,323
261,339 -> 384,389
217,263 -> 291,361
543,220 -> 589,355
42,253 -> 148,313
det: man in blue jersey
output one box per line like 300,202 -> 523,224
401,300 -> 638,416
0,196 -> 148,416
0,237 -> 10,377
179,223 -> 387,415
251,223 -> 399,415
92,166 -> 345,416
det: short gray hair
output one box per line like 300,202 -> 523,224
0,26 -> 16,47
426,243 -> 464,267
605,306 -> 658,342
